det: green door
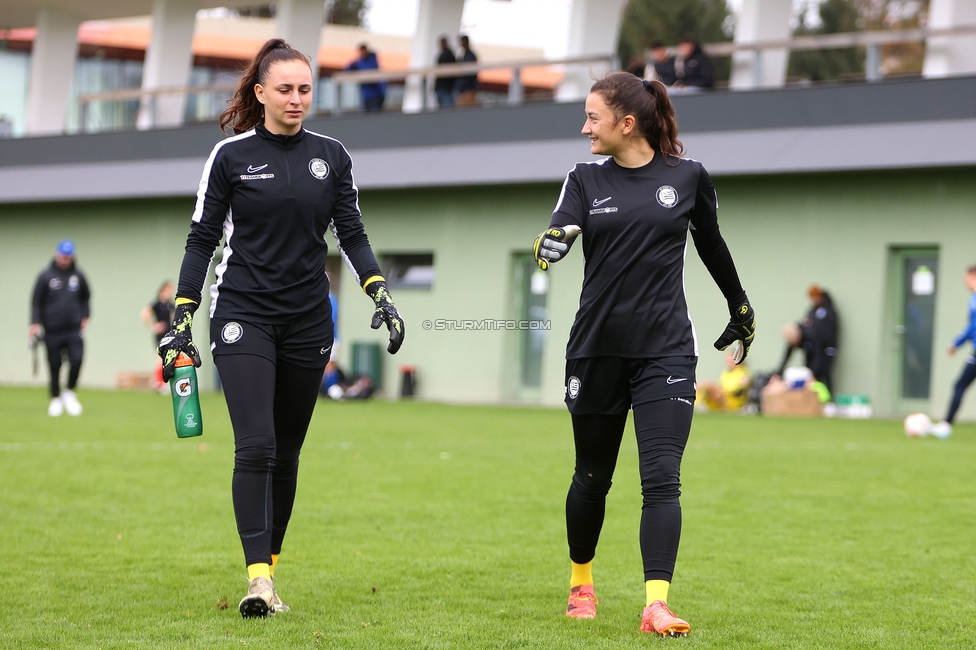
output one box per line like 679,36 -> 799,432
892,248 -> 939,412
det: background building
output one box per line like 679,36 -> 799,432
2,0 -> 976,419
1,76 -> 975,420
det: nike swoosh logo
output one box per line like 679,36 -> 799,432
666,376 -> 688,384
320,346 -> 332,354
247,164 -> 268,173
592,196 -> 612,207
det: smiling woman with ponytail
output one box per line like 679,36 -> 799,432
532,71 -> 755,637
158,37 -> 405,619
590,75 -> 683,162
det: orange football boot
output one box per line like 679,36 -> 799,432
640,600 -> 690,637
565,584 -> 598,619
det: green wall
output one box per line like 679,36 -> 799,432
337,184 -> 582,406
0,198 -> 214,389
709,168 -> 976,419
2,167 -> 975,420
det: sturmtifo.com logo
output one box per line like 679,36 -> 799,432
421,319 -> 551,331
656,185 -> 678,208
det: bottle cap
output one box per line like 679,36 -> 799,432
174,353 -> 194,368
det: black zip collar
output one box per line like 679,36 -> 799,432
256,123 -> 306,149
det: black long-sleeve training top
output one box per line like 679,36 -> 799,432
177,124 -> 382,323
31,260 -> 91,333
550,153 -> 744,359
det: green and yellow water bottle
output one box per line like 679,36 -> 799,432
170,353 -> 203,438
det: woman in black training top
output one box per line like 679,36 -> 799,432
533,72 -> 755,636
157,39 -> 405,618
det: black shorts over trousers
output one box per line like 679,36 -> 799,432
212,312 -> 332,567
564,356 -> 696,582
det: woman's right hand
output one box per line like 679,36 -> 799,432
533,225 -> 581,271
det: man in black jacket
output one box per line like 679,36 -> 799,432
30,239 -> 91,416
674,35 -> 715,91
434,36 -> 457,108
647,41 -> 678,86
455,35 -> 479,106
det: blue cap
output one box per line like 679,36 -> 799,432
57,239 -> 75,256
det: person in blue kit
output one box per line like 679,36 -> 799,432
930,264 -> 976,439
30,239 -> 91,417
345,43 -> 386,112
322,292 -> 343,396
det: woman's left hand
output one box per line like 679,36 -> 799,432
714,299 -> 755,364
365,280 -> 405,354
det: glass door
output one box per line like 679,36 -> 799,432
893,248 -> 939,410
509,254 -> 549,399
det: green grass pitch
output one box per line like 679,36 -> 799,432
1,386 -> 974,649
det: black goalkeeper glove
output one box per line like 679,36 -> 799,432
713,298 -> 756,365
157,299 -> 203,381
533,225 -> 581,271
364,279 -> 405,354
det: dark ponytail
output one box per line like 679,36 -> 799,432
219,38 -> 311,135
590,72 -> 684,163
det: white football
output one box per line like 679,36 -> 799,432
903,412 -> 932,438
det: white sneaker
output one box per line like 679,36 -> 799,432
239,576 -> 275,618
327,384 -> 344,400
271,586 -> 290,613
48,397 -> 64,417
930,421 -> 952,440
61,390 -> 83,416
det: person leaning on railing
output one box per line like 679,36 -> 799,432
455,35 -> 479,106
671,34 -> 715,93
434,35 -> 458,108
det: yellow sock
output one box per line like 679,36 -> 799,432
270,554 -> 279,578
645,579 -> 670,606
570,561 -> 593,588
247,563 -> 271,582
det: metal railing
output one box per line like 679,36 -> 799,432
73,25 -> 976,132
77,82 -> 238,133
702,24 -> 976,85
74,54 -> 616,131
324,53 -> 616,114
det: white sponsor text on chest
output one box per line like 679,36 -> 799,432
240,173 -> 275,180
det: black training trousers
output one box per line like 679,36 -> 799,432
945,356 -> 976,424
565,397 -> 694,582
215,354 -> 324,566
44,329 -> 83,398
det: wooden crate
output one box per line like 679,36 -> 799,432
115,371 -> 156,391
762,389 -> 823,417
